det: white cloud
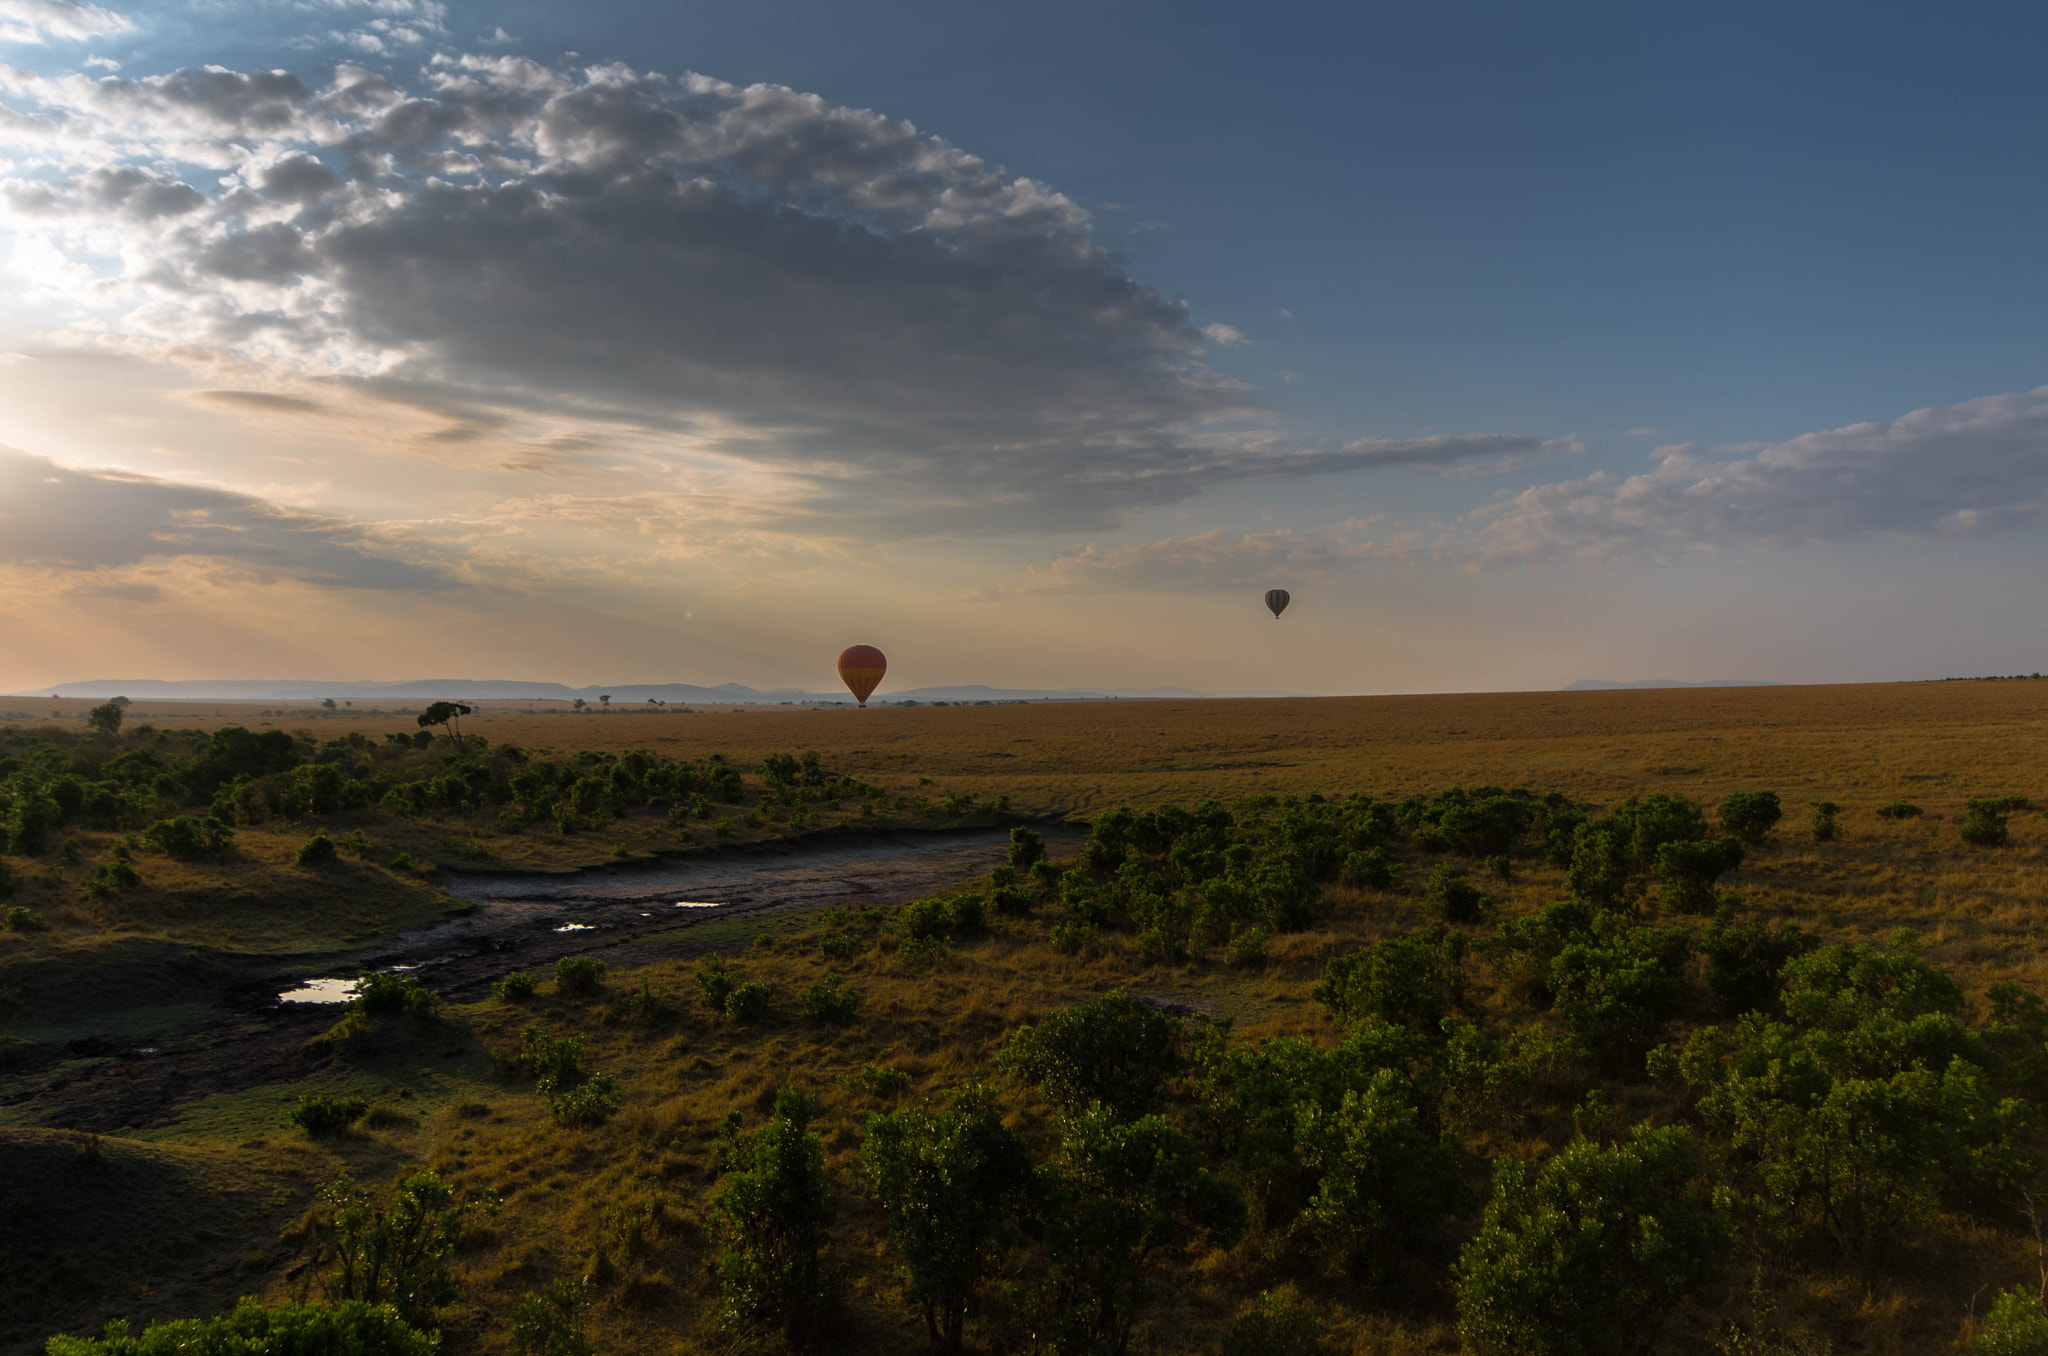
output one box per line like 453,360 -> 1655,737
0,54 -> 1552,533
1472,386 -> 2048,567
1201,322 -> 1247,346
997,523 -> 1420,593
0,0 -> 132,45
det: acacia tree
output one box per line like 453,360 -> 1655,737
85,701 -> 123,738
860,1086 -> 1033,1353
321,1171 -> 497,1329
716,1089 -> 835,1350
415,701 -> 473,748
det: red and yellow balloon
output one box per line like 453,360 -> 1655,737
837,645 -> 887,707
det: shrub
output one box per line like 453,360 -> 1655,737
715,1089 -> 836,1349
1973,1287 -> 2048,1356
725,981 -> 776,1023
1456,1126 -> 1729,1356
292,1093 -> 370,1136
1717,790 -> 1782,842
1483,853 -> 1514,881
861,1086 -> 1033,1353
1000,989 -> 1179,1121
45,1300 -> 437,1356
519,1028 -> 583,1086
1875,799 -> 1922,820
5,904 -> 50,932
296,831 -> 339,866
1424,864 -> 1492,923
1962,798 -> 2014,846
801,974 -> 862,1025
819,931 -> 865,960
140,814 -> 235,859
1048,922 -> 1096,956
1225,927 -> 1270,967
356,971 -> 440,1020
322,1171 -> 497,1327
511,1278 -> 594,1356
390,851 -> 417,871
554,955 -> 607,997
496,969 -> 538,1002
1222,1289 -> 1325,1356
1136,926 -> 1187,964
695,957 -> 737,1010
86,859 -> 141,895
1315,925 -> 1466,1031
548,1072 -> 621,1127
897,936 -> 949,968
1701,913 -> 1816,1017
1653,835 -> 1745,913
1339,847 -> 1401,890
1547,921 -> 1691,1068
1296,1068 -> 1465,1290
851,1063 -> 912,1097
1007,826 -> 1046,872
1807,800 -> 1840,842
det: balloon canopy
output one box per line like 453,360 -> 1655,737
836,645 -> 887,707
1264,589 -> 1291,619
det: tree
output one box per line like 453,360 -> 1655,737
1009,826 -> 1047,872
416,701 -> 473,747
510,1278 -> 593,1356
322,1171 -> 497,1328
1456,1125 -> 1729,1356
1000,989 -> 1181,1122
716,1089 -> 836,1350
1295,1068 -> 1464,1291
45,1300 -> 437,1355
861,1086 -> 1034,1352
599,694 -> 611,709
322,697 -> 338,709
1314,925 -> 1466,1031
1038,1106 -> 1245,1356
1717,791 -> 1783,842
85,701 -> 123,737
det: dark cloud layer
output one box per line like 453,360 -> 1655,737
0,57 -> 1549,531
0,446 -> 446,588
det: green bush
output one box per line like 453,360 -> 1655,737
510,1278 -> 593,1356
1048,922 -> 1096,956
801,974 -> 862,1025
819,931 -> 865,960
1700,913 -> 1816,1017
496,969 -> 538,1002
519,1028 -> 583,1086
322,1171 -> 496,1327
1225,927 -> 1270,967
554,955 -> 606,997
1456,1126 -> 1729,1356
86,859 -> 141,895
548,1072 -> 621,1127
296,830 -> 339,866
1424,863 -> 1491,923
4,904 -> 50,932
1483,853 -> 1514,881
1339,847 -> 1401,890
1296,1067 -> 1465,1290
1314,925 -> 1465,1031
1008,826 -> 1046,872
1221,1289 -> 1325,1356
1652,834 -> 1745,913
1973,1287 -> 2048,1356
1962,798 -> 2014,846
861,1085 -> 1033,1353
715,1090 -> 836,1350
44,1300 -> 438,1355
999,989 -> 1180,1121
355,971 -> 441,1020
725,981 -> 776,1023
139,814 -> 235,859
1717,790 -> 1782,842
1874,799 -> 1922,820
291,1093 -> 370,1136
695,957 -> 737,1010
1807,800 -> 1840,842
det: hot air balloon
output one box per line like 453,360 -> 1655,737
1264,589 -> 1291,619
837,645 -> 887,707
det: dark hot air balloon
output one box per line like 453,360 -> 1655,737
837,645 -> 887,707
1264,589 -> 1291,619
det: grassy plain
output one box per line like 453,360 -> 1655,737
8,679 -> 2048,1355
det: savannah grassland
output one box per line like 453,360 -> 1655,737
6,680 -> 2048,1356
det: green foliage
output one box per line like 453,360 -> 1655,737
1456,1125 -> 1730,1356
518,1028 -> 583,1086
85,858 -> 140,895
1008,826 -> 1046,872
1779,934 -> 1962,1031
715,1089 -> 836,1350
1339,846 -> 1401,889
1296,1067 -> 1465,1290
321,1171 -> 498,1328
139,814 -> 235,859
1962,797 -> 2015,846
84,702 -> 124,738
726,981 -> 776,1024
1221,1289 -> 1325,1356
1001,988 -> 1181,1121
1547,917 -> 1691,1069
1718,790 -> 1783,842
1874,799 -> 1922,820
1807,800 -> 1840,842
800,974 -> 862,1025
1315,925 -> 1466,1031
695,957 -> 737,1010
1225,927 -> 1270,967
900,893 -> 985,942
1563,825 -> 1636,913
861,1085 -> 1033,1353
1653,835 -> 1745,913
355,971 -> 440,1021
5,903 -> 49,931
1036,1106 -> 1246,1356
1973,1288 -> 2048,1356
511,1278 -> 593,1356
296,830 -> 340,866
1049,922 -> 1096,956
548,1072 -> 621,1127
44,1300 -> 438,1355
292,1093 -> 370,1136
496,969 -> 538,1002
1701,912 -> 1816,1017
1424,863 -> 1492,922
553,955 -> 606,997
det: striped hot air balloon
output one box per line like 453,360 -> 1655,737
1265,589 -> 1291,619
837,645 -> 887,707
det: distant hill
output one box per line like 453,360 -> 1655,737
12,678 -> 1300,705
1563,678 -> 1778,691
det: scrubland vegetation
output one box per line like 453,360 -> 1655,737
8,683 -> 2048,1355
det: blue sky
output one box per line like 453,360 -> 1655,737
0,0 -> 2043,694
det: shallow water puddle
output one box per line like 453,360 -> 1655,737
553,922 -> 596,932
277,977 -> 360,1004
674,901 -> 722,908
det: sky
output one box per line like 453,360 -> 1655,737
0,0 -> 2045,697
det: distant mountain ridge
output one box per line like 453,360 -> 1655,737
1563,678 -> 1778,691
13,678 -> 1299,704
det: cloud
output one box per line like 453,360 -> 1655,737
0,0 -> 132,44
998,523 -> 1420,593
1201,322 -> 1247,346
194,388 -> 329,414
0,55 -> 1552,533
1621,426 -> 1663,437
0,445 -> 450,588
1472,386 -> 2048,567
